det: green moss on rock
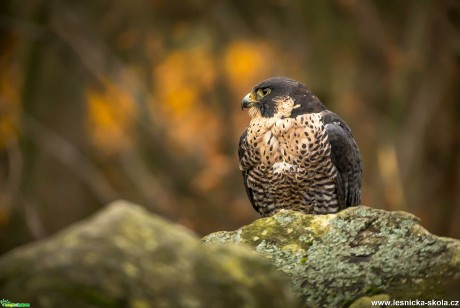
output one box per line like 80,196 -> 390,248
349,294 -> 390,308
203,206 -> 460,307
0,200 -> 298,308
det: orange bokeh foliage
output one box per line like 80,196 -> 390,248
86,80 -> 136,154
154,47 -> 215,115
153,46 -> 219,157
0,61 -> 21,150
223,40 -> 274,93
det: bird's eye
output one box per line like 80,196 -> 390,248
257,88 -> 271,98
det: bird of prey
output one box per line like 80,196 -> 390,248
239,77 -> 362,217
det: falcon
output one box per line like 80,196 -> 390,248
239,77 -> 362,217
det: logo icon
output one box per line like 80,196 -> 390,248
0,299 -> 31,307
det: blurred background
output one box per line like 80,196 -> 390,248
0,0 -> 459,254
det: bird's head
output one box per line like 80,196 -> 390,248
241,77 -> 326,118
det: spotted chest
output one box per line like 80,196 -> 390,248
240,113 -> 338,215
244,113 -> 331,170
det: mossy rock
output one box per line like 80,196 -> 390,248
203,206 -> 460,307
0,200 -> 298,308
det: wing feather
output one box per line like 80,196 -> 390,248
322,111 -> 362,208
238,130 -> 258,212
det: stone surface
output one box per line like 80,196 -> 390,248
0,200 -> 298,308
203,206 -> 460,307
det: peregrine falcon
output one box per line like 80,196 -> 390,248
239,77 -> 362,217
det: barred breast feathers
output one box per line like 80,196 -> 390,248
246,111 -> 328,169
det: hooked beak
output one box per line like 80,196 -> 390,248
241,92 -> 259,110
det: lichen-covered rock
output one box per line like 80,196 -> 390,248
203,206 -> 460,307
0,200 -> 298,308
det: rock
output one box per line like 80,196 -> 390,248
203,206 -> 460,307
0,200 -> 298,308
348,294 -> 390,308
